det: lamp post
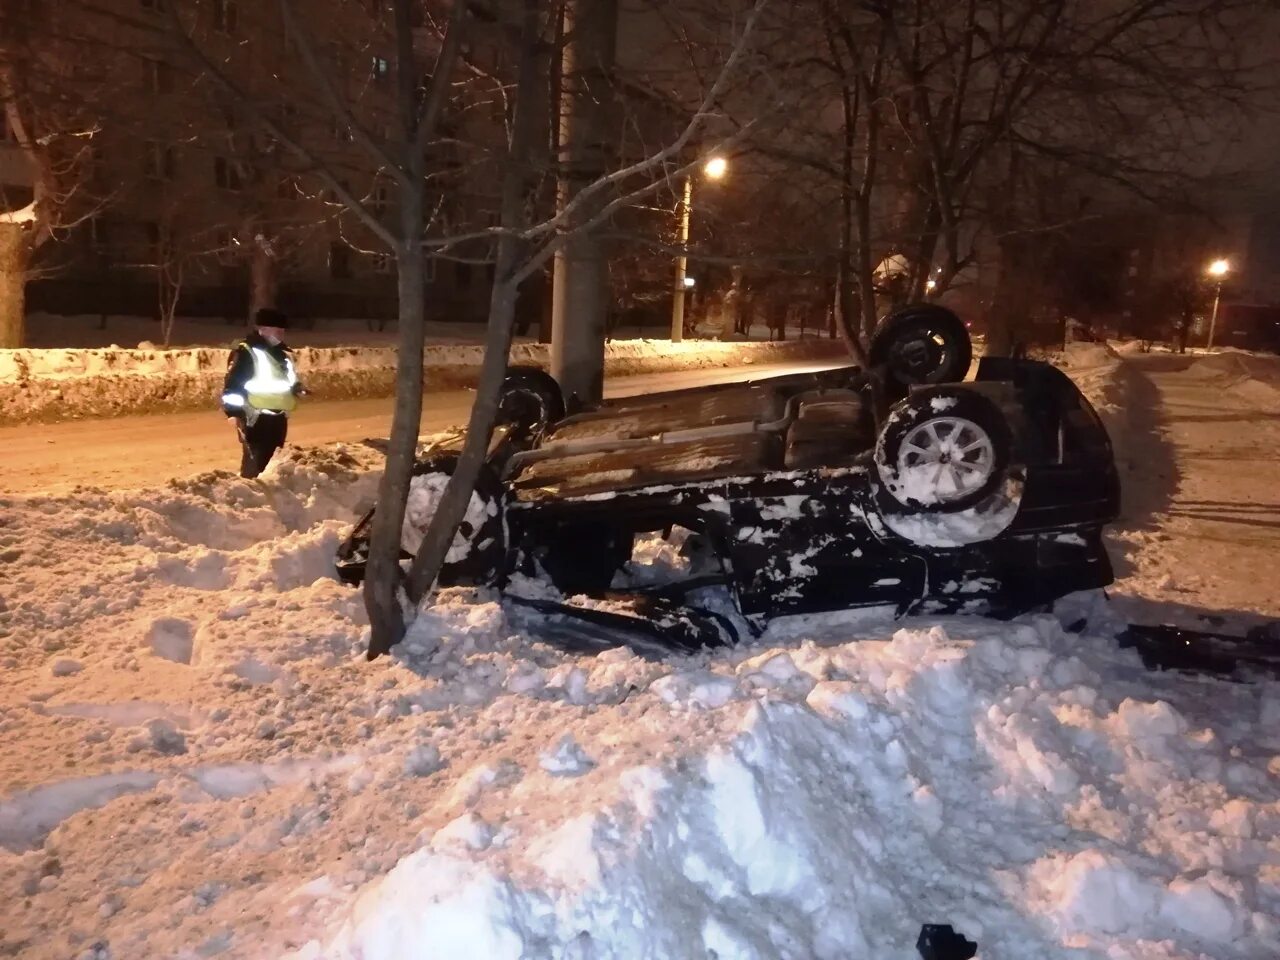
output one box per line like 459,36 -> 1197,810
671,156 -> 727,342
1206,258 -> 1229,350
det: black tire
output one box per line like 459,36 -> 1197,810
402,453 -> 506,587
497,366 -> 565,437
873,388 -> 1011,514
869,305 -> 973,398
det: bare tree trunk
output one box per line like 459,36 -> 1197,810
550,0 -> 617,411
159,261 -> 183,347
249,233 -> 279,319
987,235 -> 1036,357
0,224 -> 28,349
363,238 -> 425,655
405,0 -> 542,608
363,0 -> 437,658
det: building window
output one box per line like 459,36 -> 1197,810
371,183 -> 390,216
214,156 -> 242,190
373,253 -> 394,275
213,0 -> 238,33
143,222 -> 162,260
215,229 -> 238,265
144,58 -> 174,94
371,56 -> 390,83
89,218 -> 111,256
144,141 -> 176,181
329,242 -> 351,279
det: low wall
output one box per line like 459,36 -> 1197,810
0,337 -> 847,425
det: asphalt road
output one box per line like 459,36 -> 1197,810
1,360 -> 839,496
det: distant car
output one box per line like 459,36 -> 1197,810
336,306 -> 1120,644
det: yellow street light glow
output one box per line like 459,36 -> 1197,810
703,156 -> 728,180
925,279 -> 937,292
1208,258 -> 1230,277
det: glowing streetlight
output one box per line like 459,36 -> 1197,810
925,279 -> 937,293
682,276 -> 696,288
672,157 -> 730,342
1206,258 -> 1230,349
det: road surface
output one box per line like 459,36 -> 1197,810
0,360 -> 839,496
1111,351 -> 1280,625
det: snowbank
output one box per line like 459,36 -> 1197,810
2,447 -> 1278,960
0,337 -> 844,425
1182,350 -> 1280,413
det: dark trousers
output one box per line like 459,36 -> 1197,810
237,412 -> 288,478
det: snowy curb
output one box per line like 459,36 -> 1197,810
0,338 -> 845,424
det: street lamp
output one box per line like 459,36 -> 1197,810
671,157 -> 728,342
1206,258 -> 1230,350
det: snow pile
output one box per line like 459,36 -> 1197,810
301,614 -> 1280,960
0,338 -> 844,425
1183,351 -> 1280,412
400,472 -> 498,561
2,445 -> 1278,960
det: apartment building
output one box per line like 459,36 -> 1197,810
14,0 -> 534,326
8,0 -> 692,331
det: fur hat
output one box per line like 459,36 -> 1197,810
254,307 -> 289,329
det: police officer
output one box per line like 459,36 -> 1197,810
221,308 -> 305,478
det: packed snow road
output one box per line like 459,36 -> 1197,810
1,345 -> 1278,960
0,360 -> 837,496
1107,349 -> 1280,628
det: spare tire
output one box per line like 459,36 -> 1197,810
869,304 -> 973,398
401,454 -> 506,586
873,388 -> 1011,513
497,366 -> 565,438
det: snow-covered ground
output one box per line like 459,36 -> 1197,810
1,349 -> 1278,960
23,314 -> 797,351
0,336 -> 841,425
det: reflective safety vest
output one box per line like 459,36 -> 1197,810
242,345 -> 298,412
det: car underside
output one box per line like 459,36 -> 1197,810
336,305 -> 1122,650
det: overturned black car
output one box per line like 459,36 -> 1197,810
337,305 -> 1119,647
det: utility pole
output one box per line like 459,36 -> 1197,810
550,0 -> 617,410
1206,258 -> 1229,351
670,176 -> 693,342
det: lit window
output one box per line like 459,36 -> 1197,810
371,56 -> 390,82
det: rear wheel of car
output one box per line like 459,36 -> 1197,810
497,366 -> 565,438
869,305 -> 973,399
874,388 -> 1011,513
401,454 -> 506,587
